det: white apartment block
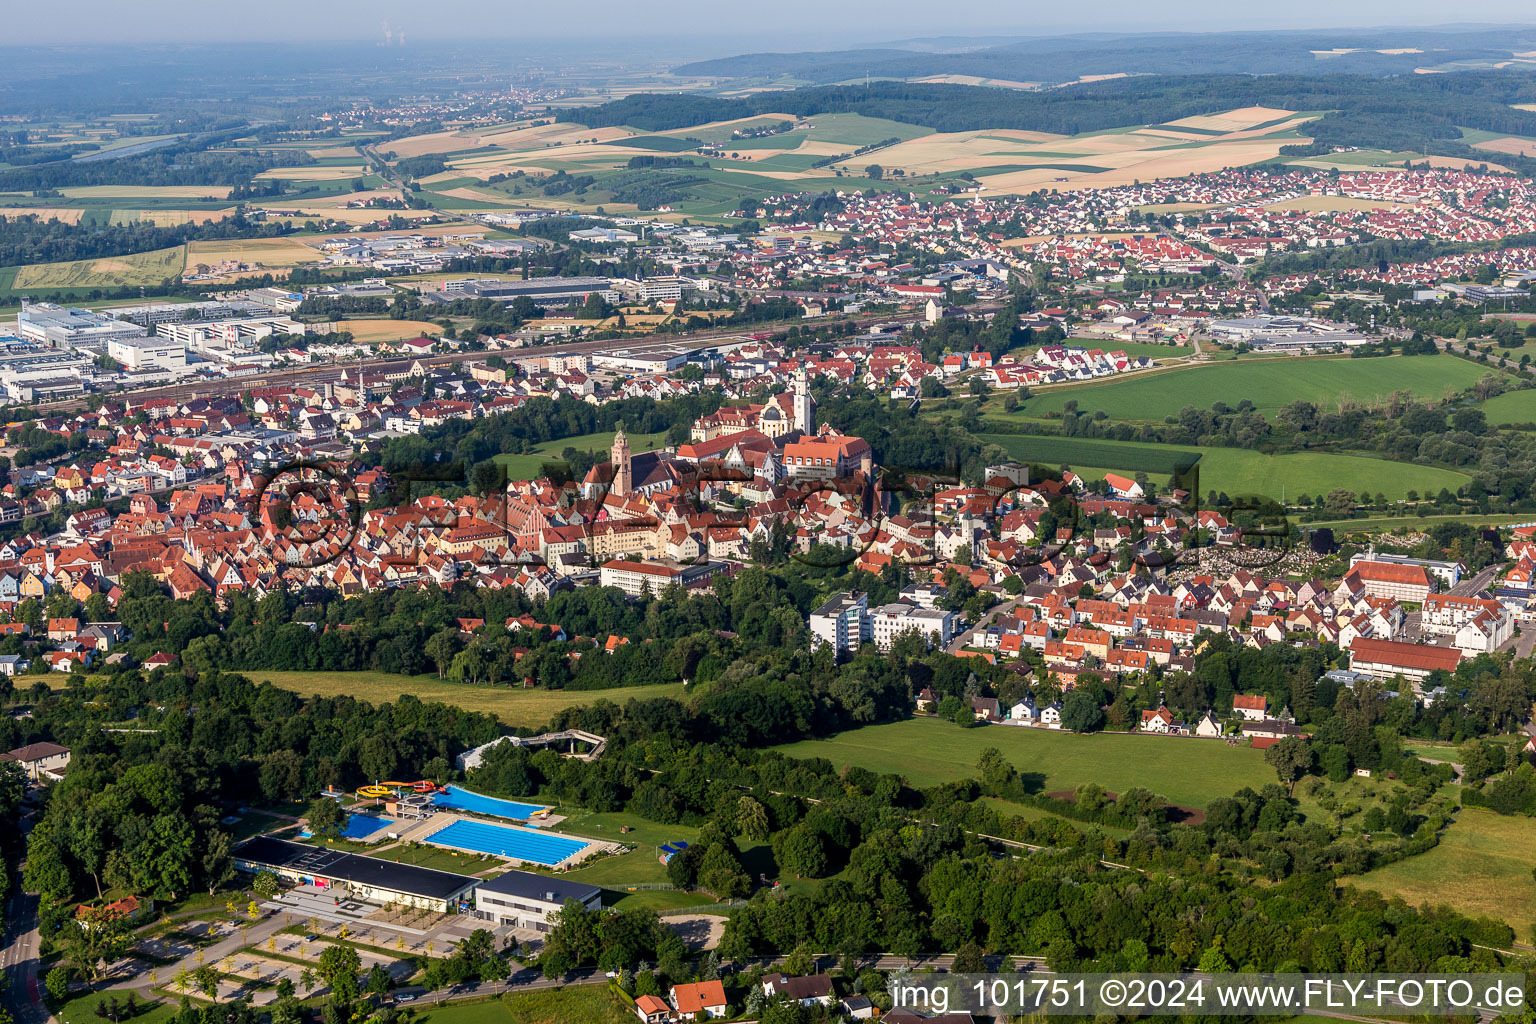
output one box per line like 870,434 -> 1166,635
809,591 -> 870,656
1421,594 -> 1508,636
870,601 -> 958,651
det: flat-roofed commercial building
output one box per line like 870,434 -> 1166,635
428,277 -> 618,308
18,303 -> 148,349
107,335 -> 187,372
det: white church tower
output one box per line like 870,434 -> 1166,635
792,364 -> 815,435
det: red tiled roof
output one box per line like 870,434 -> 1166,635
1348,637 -> 1460,673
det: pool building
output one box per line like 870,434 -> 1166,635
234,836 -> 601,928
233,837 -> 477,912
471,872 -> 601,933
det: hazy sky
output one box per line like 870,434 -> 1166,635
8,2 -> 1536,46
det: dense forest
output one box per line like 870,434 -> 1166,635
671,26 -> 1536,84
0,134 -> 306,192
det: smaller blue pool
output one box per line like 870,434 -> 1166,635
432,785 -> 546,821
425,819 -> 589,865
302,813 -> 394,840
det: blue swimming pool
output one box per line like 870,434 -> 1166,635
301,813 -> 394,840
431,785 -> 546,821
424,819 -> 589,865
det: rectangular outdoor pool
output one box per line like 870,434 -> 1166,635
431,785 -> 546,821
423,819 -> 589,865
300,812 -> 394,841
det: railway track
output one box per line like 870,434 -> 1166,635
28,305 -> 944,415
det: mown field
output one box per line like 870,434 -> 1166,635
1013,356 -> 1492,420
774,716 -> 1276,809
13,245 -> 186,288
253,670 -> 686,728
1479,388 -> 1536,425
413,988 -> 637,1024
494,429 -> 669,482
977,433 -> 1472,500
557,809 -> 772,910
1348,807 -> 1536,931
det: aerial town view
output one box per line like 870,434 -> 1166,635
4,3 -> 1536,1024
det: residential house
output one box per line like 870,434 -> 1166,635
635,995 -> 671,1024
0,741 -> 70,781
671,980 -> 728,1020
1232,694 -> 1268,721
761,974 -> 835,1008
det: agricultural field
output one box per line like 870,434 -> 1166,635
1262,195 -> 1402,211
976,433 -> 1473,501
773,716 -> 1277,809
253,670 -> 686,728
1289,150 -> 1515,173
1012,355 -> 1492,420
254,164 -> 368,181
12,245 -> 186,289
373,104 -> 1325,216
336,318 -> 443,344
115,208 -> 238,227
0,205 -> 85,223
58,184 -> 236,200
185,237 -> 323,270
1347,807 -> 1536,931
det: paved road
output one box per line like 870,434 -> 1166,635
2,810 -> 48,1024
1450,564 -> 1500,596
2,887 -> 46,1024
102,913 -> 289,1001
945,600 -> 1011,654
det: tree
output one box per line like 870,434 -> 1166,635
1060,689 -> 1104,733
952,941 -> 987,973
865,164 -> 884,181
365,963 -> 392,999
306,797 -> 345,839
252,871 -> 280,900
45,966 -> 69,1001
735,796 -> 770,841
259,750 -> 304,803
782,943 -> 815,977
193,965 -> 220,1002
774,824 -> 829,878
317,943 -> 362,1002
1265,736 -> 1315,795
